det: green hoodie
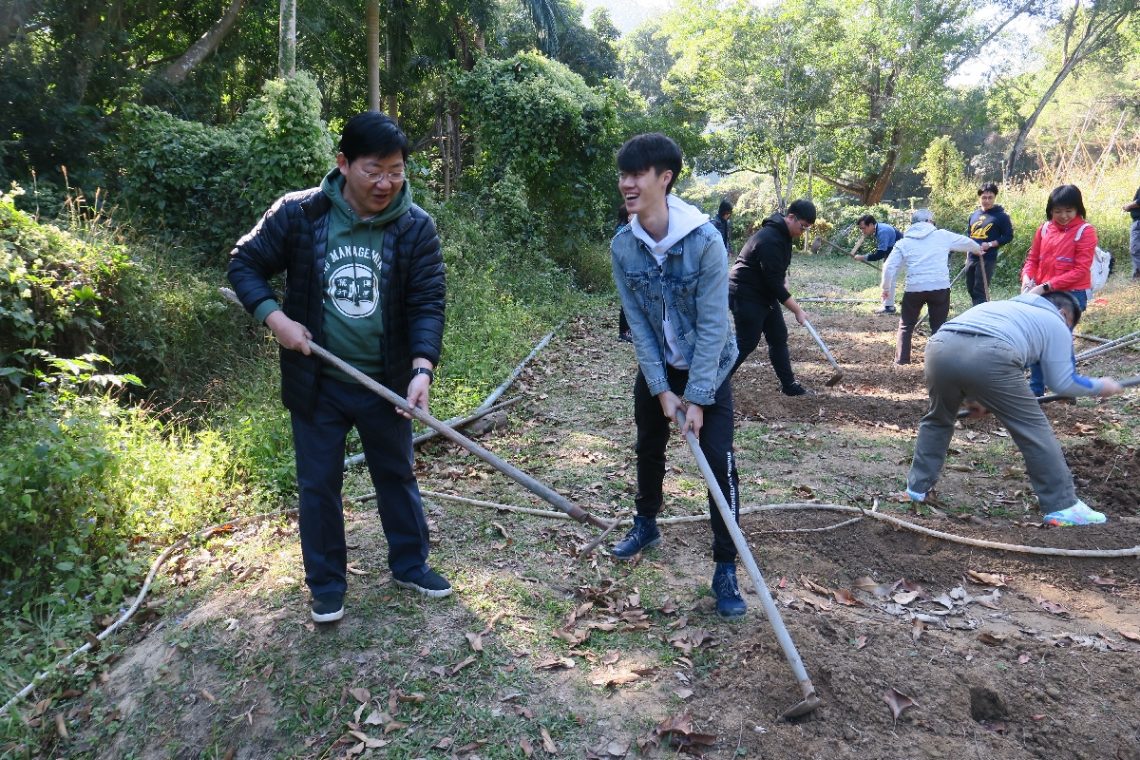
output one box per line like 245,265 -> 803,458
318,167 -> 413,382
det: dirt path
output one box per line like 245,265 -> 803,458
55,280 -> 1140,759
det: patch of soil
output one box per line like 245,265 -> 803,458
1067,440 -> 1140,515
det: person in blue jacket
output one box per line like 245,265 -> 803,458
854,214 -> 900,313
965,183 -> 1015,306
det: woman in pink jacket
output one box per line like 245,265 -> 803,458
1021,184 -> 1094,395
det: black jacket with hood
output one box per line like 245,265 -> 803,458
729,213 -> 794,304
227,183 -> 444,417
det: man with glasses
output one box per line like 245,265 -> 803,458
228,112 -> 450,624
729,198 -> 816,396
854,214 -> 900,313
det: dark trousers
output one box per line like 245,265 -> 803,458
291,377 -> 431,598
730,294 -> 795,387
1028,288 -> 1086,396
633,367 -> 740,563
965,252 -> 997,306
618,306 -> 630,337
897,289 -> 950,364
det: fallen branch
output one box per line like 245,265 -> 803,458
797,297 -> 880,304
409,491 -> 1140,558
0,508 -> 296,718
477,326 -> 560,412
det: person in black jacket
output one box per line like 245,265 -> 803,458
965,182 -> 1015,305
227,112 -> 450,624
729,199 -> 815,395
710,199 -> 734,256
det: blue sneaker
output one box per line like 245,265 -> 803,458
712,562 -> 746,618
611,515 -> 660,560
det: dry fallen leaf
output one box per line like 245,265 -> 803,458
893,591 -> 920,605
853,635 -> 868,650
966,570 -> 1006,587
535,656 -> 575,670
592,671 -> 641,688
450,656 -> 477,675
977,632 -> 1007,646
911,619 -> 924,642
883,687 -> 918,721
832,588 -> 860,606
1034,598 -> 1070,616
520,736 -> 534,757
1118,630 -> 1140,643
541,726 -> 559,754
675,688 -> 693,700
348,687 -> 371,704
465,631 -> 484,652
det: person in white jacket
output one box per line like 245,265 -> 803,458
881,208 -> 981,364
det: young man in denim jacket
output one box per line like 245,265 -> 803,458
609,133 -> 746,618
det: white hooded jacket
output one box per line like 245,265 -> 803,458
881,222 -> 980,293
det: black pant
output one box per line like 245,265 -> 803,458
633,367 -> 739,563
291,377 -> 431,598
729,294 -> 795,387
965,252 -> 997,306
897,289 -> 950,364
618,306 -> 630,337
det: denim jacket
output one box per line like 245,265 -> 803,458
611,220 -> 737,406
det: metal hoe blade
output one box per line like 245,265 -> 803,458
802,319 -> 844,387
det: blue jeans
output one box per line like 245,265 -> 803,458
291,376 -> 431,598
1028,289 -> 1087,396
633,366 -> 740,562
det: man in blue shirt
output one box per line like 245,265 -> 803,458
854,214 -> 899,313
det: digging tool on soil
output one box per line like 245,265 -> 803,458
956,374 -> 1140,418
675,410 -> 822,720
220,288 -> 617,548
802,319 -> 843,386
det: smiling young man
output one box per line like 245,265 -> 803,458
609,133 -> 747,618
228,112 -> 449,624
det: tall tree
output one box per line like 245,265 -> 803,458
1002,0 -> 1138,178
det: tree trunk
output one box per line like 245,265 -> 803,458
73,0 -> 121,103
1003,4 -> 1133,179
367,0 -> 380,111
278,0 -> 296,77
160,0 -> 245,86
1004,55 -> 1083,179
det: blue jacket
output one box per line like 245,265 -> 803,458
865,223 -> 899,263
611,197 -> 737,406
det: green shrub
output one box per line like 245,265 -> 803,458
0,391 -> 262,605
458,52 -> 621,279
114,73 -> 334,265
0,187 -> 131,401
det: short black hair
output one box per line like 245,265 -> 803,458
1045,184 -> 1086,220
787,199 -> 816,224
978,182 -> 999,196
718,199 -> 733,217
339,112 -> 409,163
616,133 -> 683,194
857,214 -> 876,227
1043,290 -> 1082,327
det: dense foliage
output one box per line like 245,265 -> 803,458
115,72 -> 334,264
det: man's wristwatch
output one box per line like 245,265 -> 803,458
411,367 -> 435,384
